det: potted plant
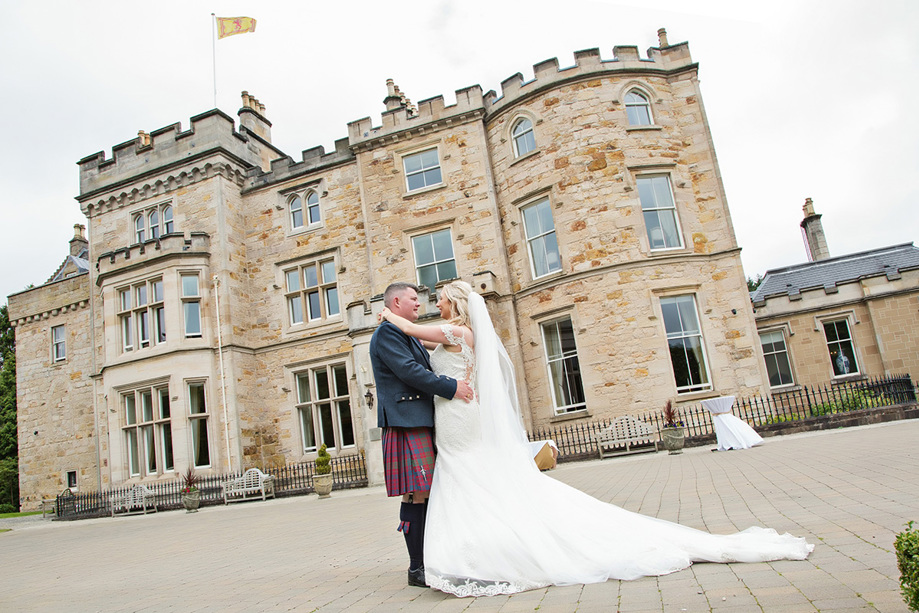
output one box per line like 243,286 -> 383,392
660,400 -> 685,455
313,444 -> 333,499
896,521 -> 919,611
181,467 -> 201,512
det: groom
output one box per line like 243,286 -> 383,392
369,282 -> 473,588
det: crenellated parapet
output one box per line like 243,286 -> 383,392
77,108 -> 283,204
245,137 -> 354,191
79,160 -> 247,218
347,85 -> 486,152
484,36 -> 693,118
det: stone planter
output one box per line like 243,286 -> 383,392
661,427 -> 685,455
182,490 -> 200,513
313,473 -> 333,499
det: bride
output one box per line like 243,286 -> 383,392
379,280 -> 813,597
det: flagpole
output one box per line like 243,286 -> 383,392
211,13 -> 217,108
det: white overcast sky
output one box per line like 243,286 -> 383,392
2,0 -> 917,304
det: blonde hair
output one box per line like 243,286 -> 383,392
441,280 -> 472,327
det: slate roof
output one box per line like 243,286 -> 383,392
47,254 -> 90,284
751,243 -> 919,304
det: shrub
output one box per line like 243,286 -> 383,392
315,444 -> 332,475
896,521 -> 919,611
0,503 -> 17,514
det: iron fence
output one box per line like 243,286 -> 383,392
56,453 -> 367,520
528,373 -> 916,461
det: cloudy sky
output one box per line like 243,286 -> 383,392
2,0 -> 916,304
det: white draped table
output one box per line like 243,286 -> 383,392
702,395 -> 764,451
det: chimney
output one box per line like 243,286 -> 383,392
800,198 -> 830,261
70,224 -> 88,258
382,79 -> 417,116
238,90 -> 272,142
657,28 -> 669,47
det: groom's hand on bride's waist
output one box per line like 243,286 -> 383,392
454,380 -> 474,403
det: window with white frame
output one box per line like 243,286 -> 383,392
133,203 -> 175,243
289,190 -> 321,231
295,363 -> 355,453
625,90 -> 653,126
511,117 -> 536,157
412,229 -> 457,289
660,295 -> 711,393
123,384 -> 173,477
285,258 -> 340,325
51,325 -> 66,362
522,198 -> 561,278
637,175 -> 683,250
403,148 -> 442,192
117,278 -> 166,352
759,330 -> 795,387
823,319 -> 859,376
187,381 -> 211,468
541,318 -> 586,414
181,274 -> 202,338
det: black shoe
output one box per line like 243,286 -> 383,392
408,566 -> 428,588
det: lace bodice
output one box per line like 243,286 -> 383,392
430,325 -> 480,454
429,325 -> 476,387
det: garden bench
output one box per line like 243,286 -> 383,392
111,484 -> 158,517
222,468 -> 276,504
594,416 -> 660,458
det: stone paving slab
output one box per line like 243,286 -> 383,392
1,420 -> 916,612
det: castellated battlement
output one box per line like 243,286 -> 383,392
77,107 -> 284,202
484,37 -> 693,116
347,85 -> 486,151
245,137 -> 354,191
346,31 -> 692,147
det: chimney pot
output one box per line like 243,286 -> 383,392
658,28 -> 669,47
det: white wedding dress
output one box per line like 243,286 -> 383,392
422,293 -> 814,598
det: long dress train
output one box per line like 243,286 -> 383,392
423,295 -> 813,598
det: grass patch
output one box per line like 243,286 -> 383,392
0,511 -> 43,519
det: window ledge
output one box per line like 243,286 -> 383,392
674,388 -> 717,402
403,183 -> 447,199
626,125 -> 663,132
289,223 -> 325,237
770,384 -> 801,393
286,316 -> 344,334
647,246 -> 689,257
830,374 -> 867,385
509,149 -> 541,167
549,409 -> 590,423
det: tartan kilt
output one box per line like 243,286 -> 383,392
382,426 -> 435,497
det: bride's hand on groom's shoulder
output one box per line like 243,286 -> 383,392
379,307 -> 391,323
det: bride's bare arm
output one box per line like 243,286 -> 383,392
380,307 -> 474,349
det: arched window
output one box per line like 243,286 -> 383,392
512,117 -> 536,157
306,191 -> 321,225
290,195 -> 303,229
625,90 -> 653,126
148,208 -> 160,239
134,214 -> 145,243
162,205 -> 174,234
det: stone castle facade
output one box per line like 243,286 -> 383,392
9,31 -> 769,509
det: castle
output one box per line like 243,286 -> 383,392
8,30 -> 769,509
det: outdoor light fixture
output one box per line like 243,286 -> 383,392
365,390 -> 374,411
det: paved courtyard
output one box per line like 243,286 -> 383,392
1,420 -> 917,612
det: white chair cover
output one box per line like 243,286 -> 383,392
702,396 -> 764,451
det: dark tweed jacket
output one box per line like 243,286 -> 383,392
369,320 -> 457,428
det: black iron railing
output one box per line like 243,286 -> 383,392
56,454 -> 367,520
528,374 -> 916,461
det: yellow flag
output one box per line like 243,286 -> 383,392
216,16 -> 257,39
